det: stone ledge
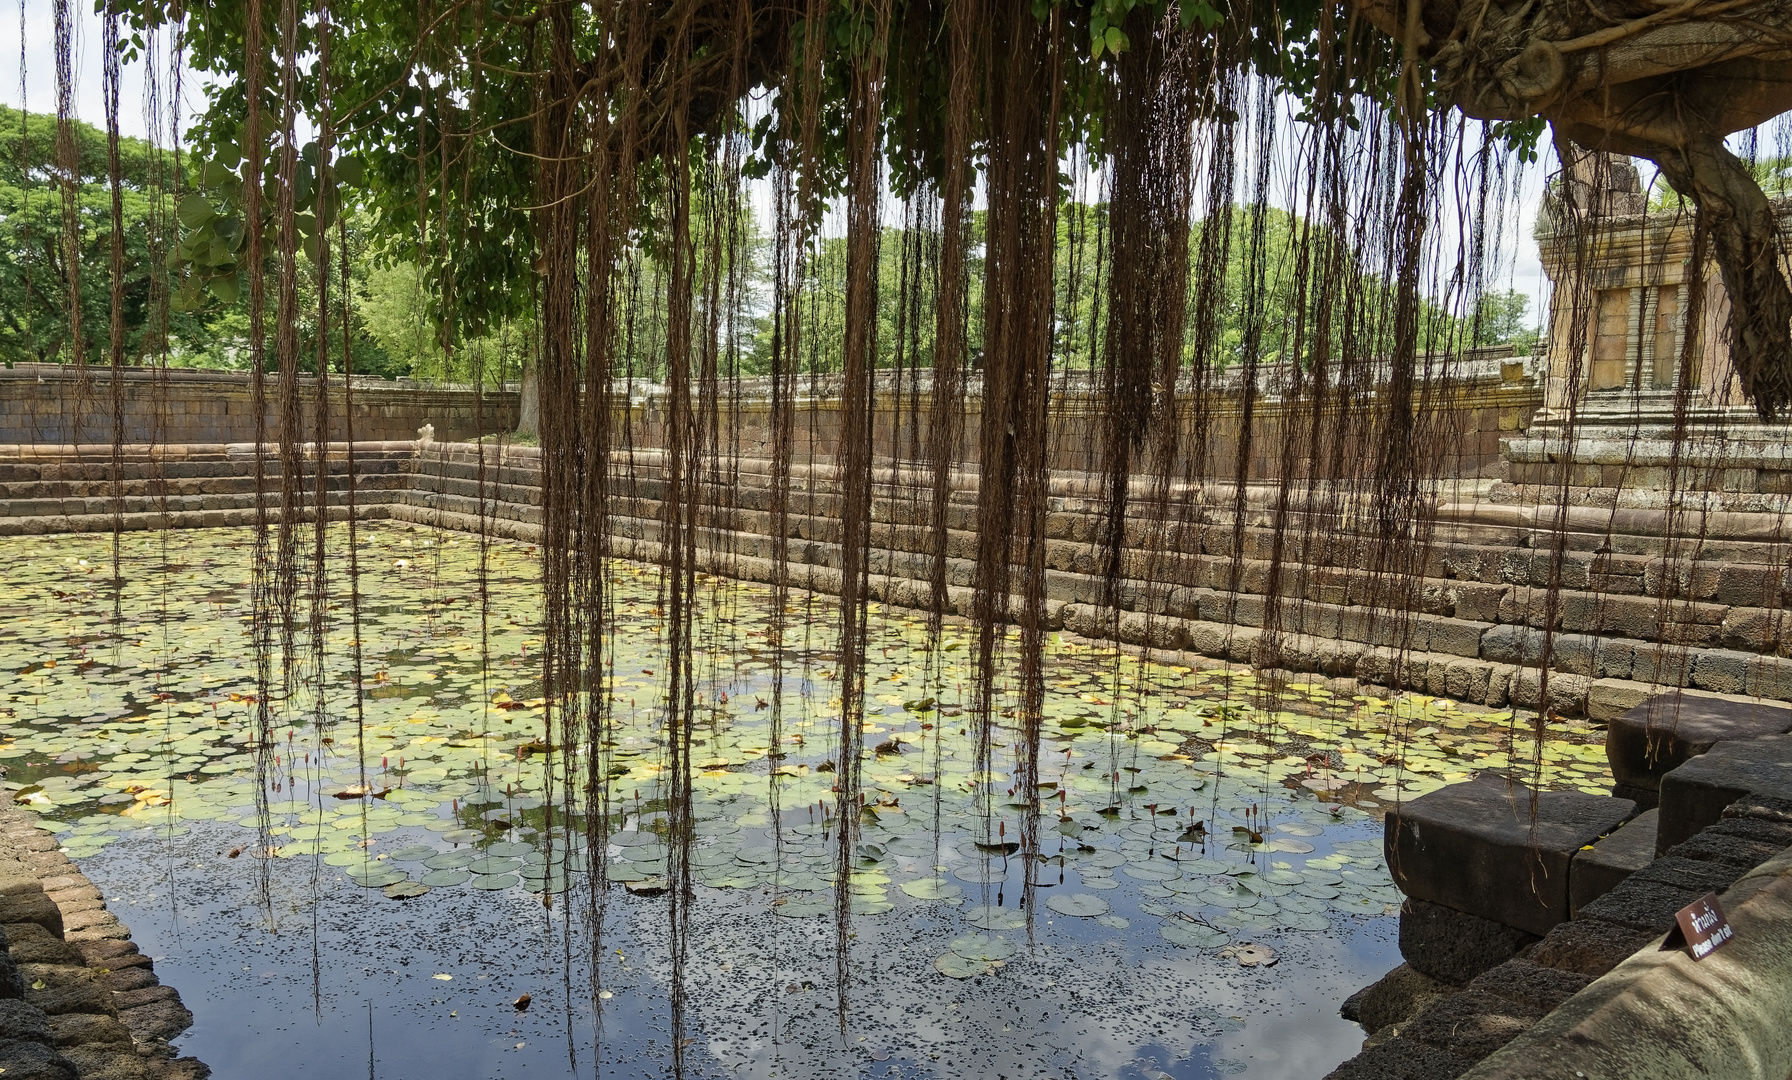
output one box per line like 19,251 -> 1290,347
1459,841 -> 1792,1080
0,802 -> 206,1080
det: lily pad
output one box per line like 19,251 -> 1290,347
934,952 -> 999,979
348,867 -> 407,888
899,877 -> 964,901
420,869 -> 470,888
1160,921 -> 1229,949
949,932 -> 1016,961
1044,893 -> 1110,918
772,896 -> 832,918
964,905 -> 1028,931
382,880 -> 430,900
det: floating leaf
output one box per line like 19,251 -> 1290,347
899,877 -> 963,901
1045,893 -> 1110,918
964,905 -> 1028,931
1160,921 -> 1228,949
949,932 -> 1016,961
934,952 -> 998,979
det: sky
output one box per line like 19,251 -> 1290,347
1,1 -> 1554,334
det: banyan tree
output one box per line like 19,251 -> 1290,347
13,0 -> 1792,1069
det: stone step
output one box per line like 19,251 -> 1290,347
1605,692 -> 1792,808
1386,776 -> 1638,937
1657,735 -> 1792,853
1569,808 -> 1658,917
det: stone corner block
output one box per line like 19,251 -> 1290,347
1605,690 -> 1792,795
1657,733 -> 1792,854
1568,807 -> 1658,918
1387,775 -> 1636,936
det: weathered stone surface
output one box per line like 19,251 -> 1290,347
72,941 -> 143,968
0,1037 -> 78,1080
3,924 -> 81,967
61,1043 -> 151,1080
1398,899 -> 1541,984
1387,776 -> 1636,935
1458,844 -> 1792,1080
1401,989 -> 1545,1060
103,967 -> 157,993
1606,691 -> 1792,798
1657,734 -> 1792,853
1569,807 -> 1657,917
42,885 -> 99,907
64,918 -> 130,943
0,861 -> 41,897
1663,824 -> 1784,870
20,965 -> 116,1017
1321,1038 -> 1471,1080
1631,854 -> 1751,896
152,1057 -> 211,1080
0,999 -> 54,1045
1575,866 -> 1719,934
1526,917 -> 1661,978
0,892 -> 63,939
1342,963 -> 1455,1034
58,907 -> 117,934
1463,959 -> 1592,1014
48,1012 -> 134,1048
111,986 -> 176,1011
117,1000 -> 193,1043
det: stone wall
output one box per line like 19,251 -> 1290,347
613,349 -> 1544,482
1326,692 -> 1792,1080
0,364 -> 518,446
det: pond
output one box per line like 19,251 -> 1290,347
0,524 -> 1614,1079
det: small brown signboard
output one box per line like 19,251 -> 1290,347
1674,892 -> 1734,960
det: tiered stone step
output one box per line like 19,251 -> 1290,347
393,445 -> 1792,715
9,440 -> 1792,717
0,443 -> 418,535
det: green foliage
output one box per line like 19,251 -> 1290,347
1470,290 -> 1538,353
0,106 -> 211,364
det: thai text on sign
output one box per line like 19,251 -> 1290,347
1675,892 -> 1734,960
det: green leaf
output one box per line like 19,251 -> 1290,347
335,155 -> 366,188
207,273 -> 240,304
1104,26 -> 1128,55
1179,0 -> 1223,30
177,194 -> 216,229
